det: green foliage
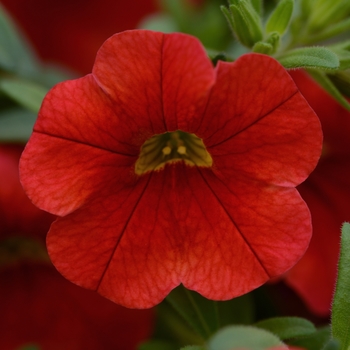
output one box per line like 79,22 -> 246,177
0,108 -> 37,142
138,13 -> 179,33
0,3 -> 73,144
0,3 -> 38,77
0,78 -> 48,113
265,0 -> 294,35
254,316 -> 317,340
156,0 -> 231,51
328,71 -> 350,97
166,285 -> 218,340
222,0 -> 263,48
306,69 -> 350,111
138,340 -> 179,350
323,339 -> 341,350
207,325 -> 286,350
288,326 -> 332,350
278,47 -> 339,70
331,223 -> 350,350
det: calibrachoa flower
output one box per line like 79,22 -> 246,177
20,30 -> 322,308
0,261 -> 154,350
285,70 -> 350,316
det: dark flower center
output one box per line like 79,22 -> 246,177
135,130 -> 213,175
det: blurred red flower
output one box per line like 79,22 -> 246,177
285,70 -> 350,316
0,144 -> 53,241
0,144 -> 154,349
1,0 -> 157,73
20,30 -> 322,308
0,261 -> 154,350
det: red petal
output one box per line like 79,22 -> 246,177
93,30 -> 215,134
48,163 -> 311,307
191,54 -> 322,187
20,133 -> 135,216
21,31 -> 215,216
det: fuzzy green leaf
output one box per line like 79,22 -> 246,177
255,317 -> 317,340
208,325 -> 286,350
288,326 -> 331,350
278,47 -> 339,70
226,0 -> 263,48
331,223 -> 350,349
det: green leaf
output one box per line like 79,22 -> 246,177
0,108 -> 37,142
328,71 -> 350,97
331,222 -> 350,349
138,340 -> 179,350
253,41 -> 274,54
138,13 -> 179,33
265,0 -> 294,35
308,0 -> 350,31
250,0 -> 262,15
278,47 -> 339,70
0,4 -> 38,76
155,301 -> 203,346
329,49 -> 350,71
288,326 -> 331,350
306,69 -> 350,111
303,18 -> 350,45
217,293 -> 255,326
254,317 -> 316,340
224,0 -> 263,48
322,339 -> 341,350
180,347 -> 206,350
207,325 -> 286,350
0,78 -> 48,113
165,285 -> 219,340
158,0 -> 191,30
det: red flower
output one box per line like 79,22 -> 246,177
0,261 -> 154,350
0,144 -> 53,240
20,30 -> 322,308
285,70 -> 350,316
2,0 -> 157,73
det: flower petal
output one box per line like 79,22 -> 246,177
20,134 -> 136,216
48,163 -> 311,307
92,30 -> 215,135
192,54 -> 322,187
